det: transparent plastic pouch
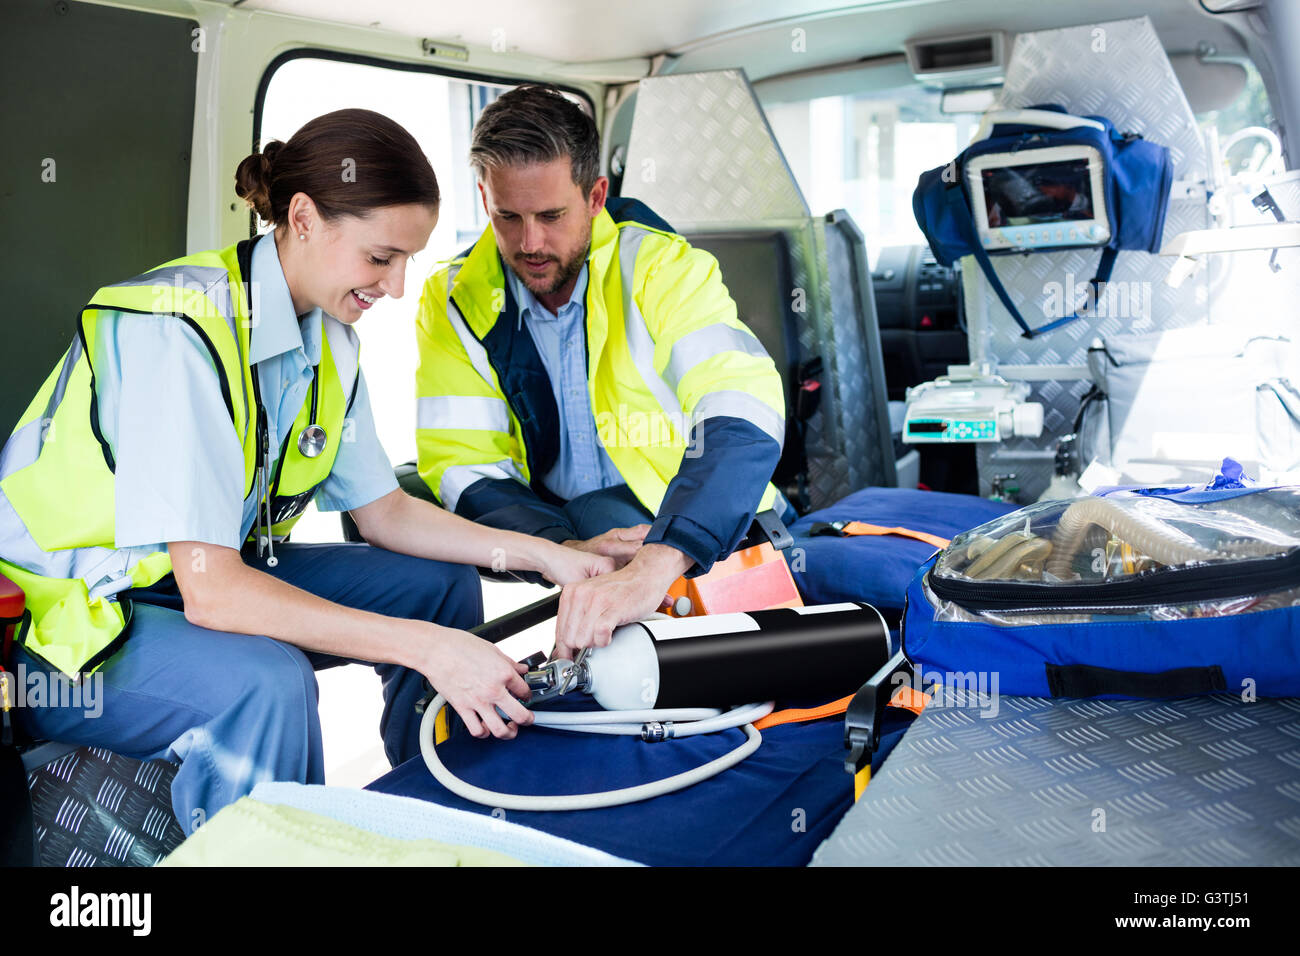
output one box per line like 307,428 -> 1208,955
925,486 -> 1300,625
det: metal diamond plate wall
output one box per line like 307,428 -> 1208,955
812,692 -> 1300,866
968,17 -> 1212,500
625,69 -> 895,508
786,221 -> 849,507
768,216 -> 895,508
822,213 -> 897,494
624,70 -> 809,226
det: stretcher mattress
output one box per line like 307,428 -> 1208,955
812,690 -> 1300,866
367,695 -> 917,866
786,488 -> 1017,610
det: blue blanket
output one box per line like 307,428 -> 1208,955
368,487 -> 997,864
367,696 -> 916,867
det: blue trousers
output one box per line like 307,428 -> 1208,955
561,484 -> 654,539
12,542 -> 482,834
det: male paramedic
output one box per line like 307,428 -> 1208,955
414,85 -> 787,658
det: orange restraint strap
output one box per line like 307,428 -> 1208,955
753,684 -> 930,730
836,521 -> 951,550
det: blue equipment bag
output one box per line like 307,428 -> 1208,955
902,484 -> 1300,698
913,104 -> 1173,339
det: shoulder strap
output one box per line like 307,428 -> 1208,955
942,184 -> 1118,340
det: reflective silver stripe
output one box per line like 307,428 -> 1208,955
0,337 -> 85,481
664,323 -> 771,392
0,484 -> 148,592
619,227 -> 684,426
0,420 -> 44,482
322,316 -> 361,407
101,263 -> 247,429
438,459 -> 525,513
418,396 -> 511,434
43,336 -> 83,425
691,390 -> 785,448
105,264 -> 238,339
107,264 -> 229,291
442,262 -> 498,390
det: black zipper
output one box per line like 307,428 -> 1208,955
268,428 -> 292,504
78,598 -> 134,674
29,597 -> 137,677
75,317 -> 115,473
928,547 -> 1300,612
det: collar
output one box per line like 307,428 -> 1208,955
248,230 -> 323,367
508,263 -> 589,326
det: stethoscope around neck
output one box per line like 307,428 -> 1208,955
254,364 -> 327,568
297,371 -> 328,459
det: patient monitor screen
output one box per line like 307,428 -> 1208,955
980,158 -> 1095,228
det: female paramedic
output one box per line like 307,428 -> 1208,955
0,108 -> 611,831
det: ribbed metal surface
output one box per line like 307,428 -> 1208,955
812,692 -> 1300,866
28,747 -> 186,867
624,70 -> 809,226
790,218 -> 894,507
966,17 -> 1211,500
822,214 -> 897,493
626,69 -> 896,508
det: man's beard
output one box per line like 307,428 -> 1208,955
512,234 -> 591,298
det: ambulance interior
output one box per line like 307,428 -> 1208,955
4,0 -> 1299,867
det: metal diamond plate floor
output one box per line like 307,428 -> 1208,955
812,692 -> 1300,866
27,747 -> 187,867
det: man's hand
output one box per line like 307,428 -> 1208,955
562,524 -> 650,570
552,543 -> 693,660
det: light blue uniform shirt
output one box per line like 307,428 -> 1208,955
505,264 -> 623,501
96,231 -> 398,551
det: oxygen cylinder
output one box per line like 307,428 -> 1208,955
584,603 -> 890,710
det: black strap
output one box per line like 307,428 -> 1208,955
942,184 -> 1118,340
0,658 -> 37,865
1046,663 -> 1227,699
1,609 -> 29,673
0,738 -> 37,865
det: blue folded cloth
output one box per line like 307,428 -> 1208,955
786,487 -> 1017,610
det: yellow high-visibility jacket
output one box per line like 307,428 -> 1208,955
414,197 -> 786,572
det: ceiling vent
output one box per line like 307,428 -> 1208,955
905,31 -> 1008,86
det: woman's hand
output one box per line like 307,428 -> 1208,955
561,524 -> 650,570
418,625 -> 535,739
537,540 -> 616,587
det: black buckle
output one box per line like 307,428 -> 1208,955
751,509 -> 794,552
736,509 -> 794,552
843,649 -> 920,778
809,520 -> 848,538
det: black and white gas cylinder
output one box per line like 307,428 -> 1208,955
420,601 -> 892,811
584,603 -> 892,710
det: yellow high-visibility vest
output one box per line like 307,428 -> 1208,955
0,240 -> 357,676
